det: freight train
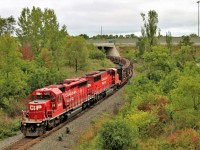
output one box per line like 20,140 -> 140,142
21,56 -> 132,137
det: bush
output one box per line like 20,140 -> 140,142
2,97 -> 24,117
139,138 -> 171,150
0,111 -> 20,139
125,109 -> 159,138
89,50 -> 106,60
167,129 -> 200,149
99,119 -> 138,150
173,109 -> 200,129
122,49 -> 137,63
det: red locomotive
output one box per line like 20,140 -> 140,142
21,56 -> 132,137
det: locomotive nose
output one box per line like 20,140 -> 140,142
27,100 -> 50,121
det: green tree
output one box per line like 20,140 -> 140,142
69,37 -> 88,72
141,10 -> 159,46
108,34 -> 114,39
51,25 -> 68,70
171,74 -> 200,110
143,46 -> 173,82
166,31 -> 172,56
88,43 -> 106,60
179,35 -> 193,46
190,33 -> 198,37
125,34 -> 136,38
137,10 -> 159,57
0,16 -> 15,36
79,34 -> 89,39
175,45 -> 196,69
136,36 -> 150,57
158,68 -> 180,94
167,72 -> 200,129
28,67 -> 50,90
16,7 -> 43,54
16,7 -> 68,72
39,48 -> 53,68
0,34 -> 27,107
125,74 -> 158,100
16,7 -> 68,57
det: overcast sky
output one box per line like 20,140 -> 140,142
0,0 -> 199,37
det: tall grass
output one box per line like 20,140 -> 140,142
0,110 -> 20,140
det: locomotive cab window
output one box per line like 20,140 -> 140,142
71,84 -> 77,89
44,92 -> 50,100
37,95 -> 43,100
51,95 -> 56,102
78,81 -> 87,87
59,86 -> 65,92
58,95 -> 61,102
94,75 -> 101,82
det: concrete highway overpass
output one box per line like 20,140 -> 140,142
93,43 -> 120,57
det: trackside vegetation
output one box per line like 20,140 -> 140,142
0,7 -> 114,139
74,10 -> 200,150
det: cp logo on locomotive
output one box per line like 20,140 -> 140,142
30,105 -> 42,111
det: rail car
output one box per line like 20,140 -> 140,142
20,56 -> 132,137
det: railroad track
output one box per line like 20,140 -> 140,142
2,87 -> 122,150
2,138 -> 33,150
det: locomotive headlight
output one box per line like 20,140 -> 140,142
26,112 -> 29,118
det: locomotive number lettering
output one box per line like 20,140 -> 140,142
102,81 -> 106,85
102,77 -> 107,81
30,105 -> 42,110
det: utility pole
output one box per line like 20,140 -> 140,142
197,1 -> 200,36
101,26 -> 102,36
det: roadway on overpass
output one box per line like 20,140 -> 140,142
88,37 -> 200,46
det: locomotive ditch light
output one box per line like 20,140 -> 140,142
26,112 -> 29,117
37,123 -> 40,126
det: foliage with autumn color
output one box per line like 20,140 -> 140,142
75,10 -> 200,150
